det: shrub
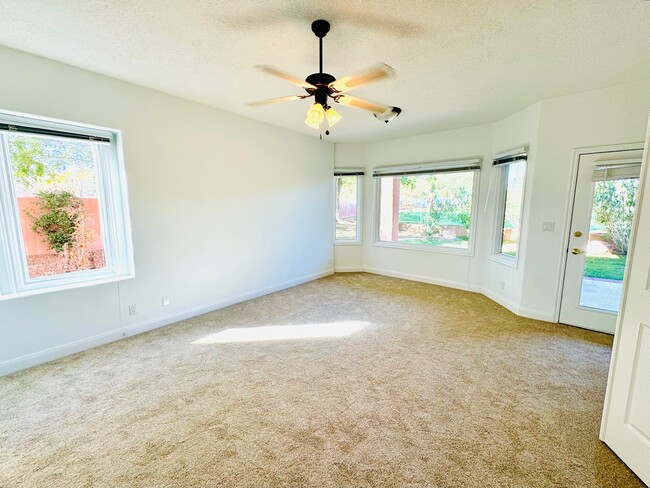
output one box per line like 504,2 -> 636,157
592,179 -> 638,254
26,190 -> 97,272
29,190 -> 81,254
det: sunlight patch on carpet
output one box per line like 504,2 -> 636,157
191,321 -> 369,344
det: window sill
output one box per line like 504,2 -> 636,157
373,241 -> 473,256
488,253 -> 519,269
0,272 -> 135,301
335,240 -> 362,246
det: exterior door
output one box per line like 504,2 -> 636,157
559,147 -> 643,333
600,124 -> 650,485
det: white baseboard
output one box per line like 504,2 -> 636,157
474,286 -> 521,316
0,268 -> 334,377
343,268 -> 555,323
362,266 -> 472,291
517,307 -> 555,323
334,266 -> 365,273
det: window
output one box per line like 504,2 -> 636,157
374,159 -> 480,252
334,169 -> 363,243
0,110 -> 133,299
493,148 -> 527,261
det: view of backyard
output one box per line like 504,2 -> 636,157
335,175 -> 358,240
379,172 -> 474,249
498,161 -> 526,257
8,135 -> 105,279
335,219 -> 357,239
396,209 -> 469,247
579,176 -> 638,311
584,255 -> 627,281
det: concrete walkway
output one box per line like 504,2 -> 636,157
580,277 -> 623,312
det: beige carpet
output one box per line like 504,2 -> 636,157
0,273 -> 643,487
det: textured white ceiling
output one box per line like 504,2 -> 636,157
0,1 -> 649,143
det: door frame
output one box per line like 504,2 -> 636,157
554,142 -> 644,324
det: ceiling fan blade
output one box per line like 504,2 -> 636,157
329,63 -> 396,93
254,65 -> 315,89
334,94 -> 390,114
248,95 -> 306,107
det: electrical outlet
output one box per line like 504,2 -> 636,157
128,304 -> 137,315
500,281 -> 506,290
162,296 -> 170,307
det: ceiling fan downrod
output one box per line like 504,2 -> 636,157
311,19 -> 330,74
306,20 -> 336,87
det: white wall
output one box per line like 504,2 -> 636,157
480,103 -> 541,315
335,81 -> 650,322
521,81 -> 650,318
0,46 -> 334,375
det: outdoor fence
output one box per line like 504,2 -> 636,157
17,197 -> 103,256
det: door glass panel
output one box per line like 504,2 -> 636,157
579,176 -> 639,312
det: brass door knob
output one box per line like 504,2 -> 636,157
574,231 -> 582,237
571,248 -> 582,255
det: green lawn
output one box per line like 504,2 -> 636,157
399,211 -> 463,226
400,211 -> 425,223
584,255 -> 626,281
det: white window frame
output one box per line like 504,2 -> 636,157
372,159 -> 481,256
490,147 -> 528,268
334,170 -> 363,245
0,109 -> 134,300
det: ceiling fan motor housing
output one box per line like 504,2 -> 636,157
312,87 -> 329,107
311,19 -> 330,38
305,72 -> 336,87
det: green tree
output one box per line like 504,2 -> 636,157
28,190 -> 83,271
427,174 -> 472,230
592,178 -> 638,254
10,137 -> 47,188
10,135 -> 95,193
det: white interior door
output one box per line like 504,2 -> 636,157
559,147 -> 644,333
600,121 -> 650,485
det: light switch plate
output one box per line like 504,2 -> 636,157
542,222 -> 555,232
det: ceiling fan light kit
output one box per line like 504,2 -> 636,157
306,102 -> 324,128
250,19 -> 401,135
325,106 -> 342,127
374,106 -> 402,124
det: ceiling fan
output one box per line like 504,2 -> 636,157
249,19 -> 401,132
